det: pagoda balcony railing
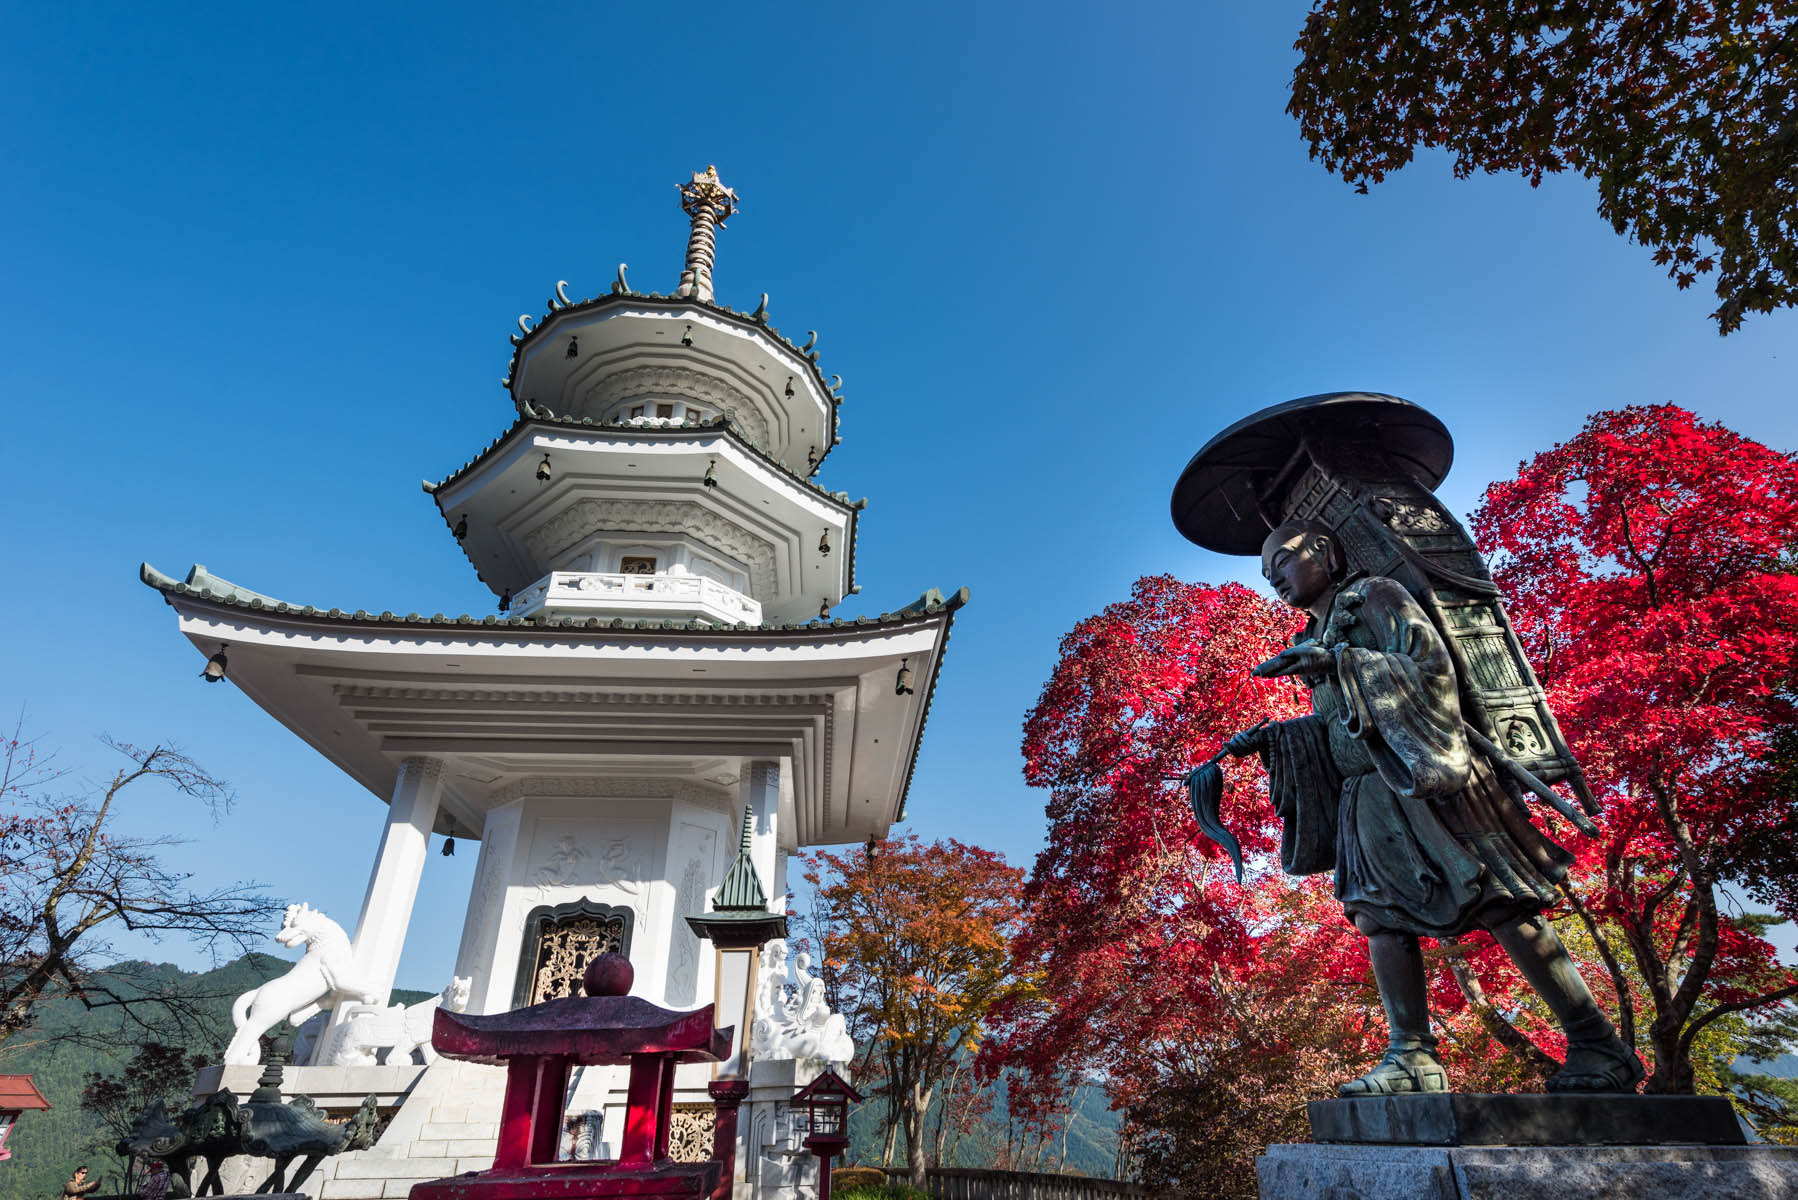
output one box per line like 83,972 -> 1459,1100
512,570 -> 763,625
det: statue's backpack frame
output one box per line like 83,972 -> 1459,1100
1271,426 -> 1598,817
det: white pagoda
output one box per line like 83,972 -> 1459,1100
142,168 -> 964,1198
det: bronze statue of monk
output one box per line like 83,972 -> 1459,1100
1223,519 -> 1643,1096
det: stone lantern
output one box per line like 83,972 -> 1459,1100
791,1068 -> 863,1200
686,806 -> 788,1077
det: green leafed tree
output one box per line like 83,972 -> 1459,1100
1288,2 -> 1798,332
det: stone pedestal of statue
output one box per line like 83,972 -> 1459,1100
1256,1094 -> 1798,1199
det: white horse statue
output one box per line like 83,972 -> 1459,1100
224,903 -> 376,1066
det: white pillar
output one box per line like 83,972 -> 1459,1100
455,799 -> 524,1016
742,760 -> 780,891
349,756 -> 444,1006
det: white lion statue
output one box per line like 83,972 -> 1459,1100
322,976 -> 472,1067
224,903 -> 376,1066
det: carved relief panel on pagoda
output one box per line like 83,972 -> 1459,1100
455,781 -> 735,1016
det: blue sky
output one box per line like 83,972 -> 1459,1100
4,4 -> 1794,989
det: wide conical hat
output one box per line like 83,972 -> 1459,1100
1171,392 -> 1453,554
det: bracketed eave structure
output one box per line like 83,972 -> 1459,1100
141,563 -> 965,846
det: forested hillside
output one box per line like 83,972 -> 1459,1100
0,955 -> 283,1199
845,1075 -> 1123,1177
0,956 -> 435,1200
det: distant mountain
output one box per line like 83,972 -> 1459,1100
1740,1054 -> 1798,1080
0,956 -> 433,1200
845,1074 -> 1123,1177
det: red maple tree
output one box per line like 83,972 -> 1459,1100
1473,403 -> 1798,1095
985,578 -> 1545,1195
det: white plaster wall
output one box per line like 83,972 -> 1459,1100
664,799 -> 731,1008
506,802 -> 661,1004
452,782 -> 739,1016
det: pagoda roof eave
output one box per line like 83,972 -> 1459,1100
424,416 -> 862,603
505,291 -> 841,472
139,563 -> 966,840
138,562 -> 953,639
685,911 -> 789,950
428,416 -> 857,511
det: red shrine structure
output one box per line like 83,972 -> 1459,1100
0,1075 -> 50,1164
791,1070 -> 862,1200
412,954 -> 746,1199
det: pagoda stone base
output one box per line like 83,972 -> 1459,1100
1257,1142 -> 1798,1199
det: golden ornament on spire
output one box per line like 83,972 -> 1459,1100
679,165 -> 738,227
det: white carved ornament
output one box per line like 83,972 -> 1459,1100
751,938 -> 854,1067
521,499 -> 777,599
667,835 -> 714,1007
454,825 -> 514,987
531,833 -> 641,895
580,365 -> 773,451
488,775 -> 735,811
319,976 -> 473,1067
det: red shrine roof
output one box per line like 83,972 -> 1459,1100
792,1067 -> 864,1104
433,996 -> 732,1066
0,1075 -> 50,1110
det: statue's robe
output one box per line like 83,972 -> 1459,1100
1262,575 -> 1573,938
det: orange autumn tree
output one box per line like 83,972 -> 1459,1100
802,836 -> 1025,1185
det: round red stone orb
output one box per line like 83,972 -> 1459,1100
583,953 -> 634,996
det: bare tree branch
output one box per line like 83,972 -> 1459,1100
0,726 -> 276,1054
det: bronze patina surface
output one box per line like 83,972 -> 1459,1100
1177,394 -> 1641,1100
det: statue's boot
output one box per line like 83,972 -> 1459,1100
1549,1012 -> 1646,1093
1492,915 -> 1645,1094
1341,931 -> 1449,1097
1339,1042 -> 1449,1096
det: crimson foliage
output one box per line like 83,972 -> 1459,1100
1474,403 -> 1798,1093
988,579 -> 1539,1196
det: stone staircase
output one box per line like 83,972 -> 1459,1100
310,1058 -> 507,1199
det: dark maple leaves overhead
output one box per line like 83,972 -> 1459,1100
1289,2 -> 1798,332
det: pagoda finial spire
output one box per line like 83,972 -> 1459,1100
675,165 -> 738,303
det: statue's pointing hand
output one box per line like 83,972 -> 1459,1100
1222,725 -> 1267,758
1252,643 -> 1334,680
